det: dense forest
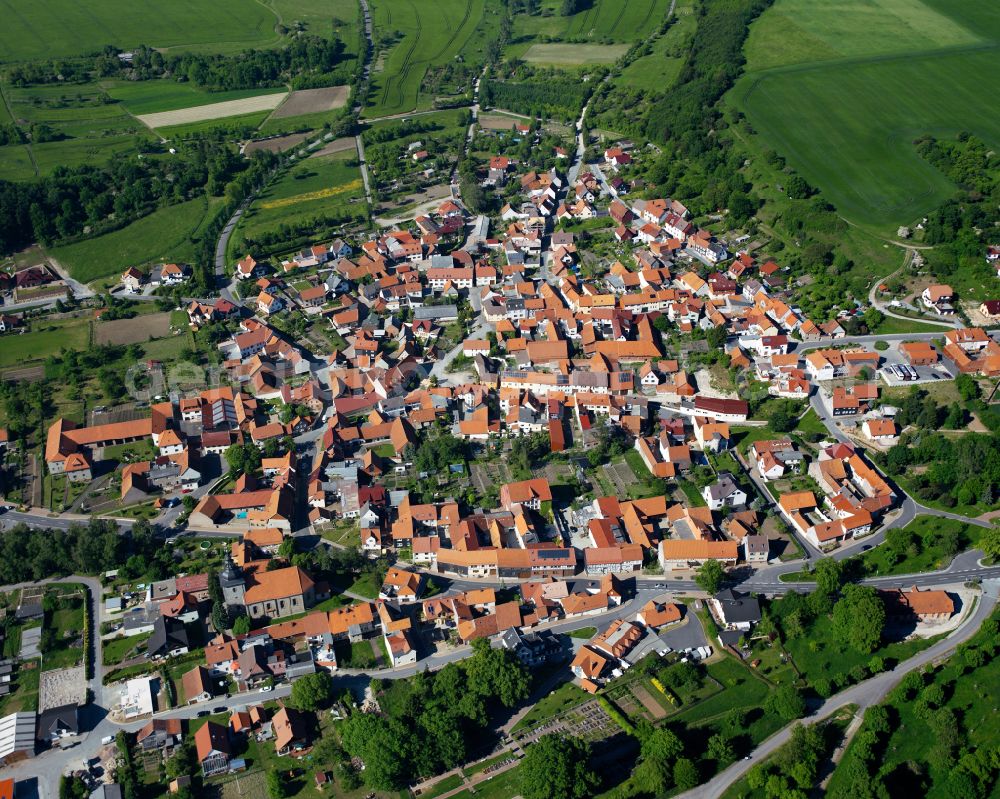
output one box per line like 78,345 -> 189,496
7,36 -> 353,91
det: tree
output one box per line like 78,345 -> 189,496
695,559 -> 724,594
232,615 -> 250,636
634,727 -> 684,793
863,307 -> 884,332
769,407 -> 796,433
225,442 -> 261,475
765,685 -> 805,721
340,712 -> 409,790
519,735 -> 598,799
706,325 -> 727,350
832,584 -> 885,654
673,757 -> 700,790
981,526 -> 1000,563
266,770 -> 287,799
290,671 -> 333,711
812,557 -> 844,596
465,639 -> 530,707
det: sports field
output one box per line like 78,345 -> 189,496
366,0 -> 484,117
522,43 -> 629,66
731,0 -> 1000,230
0,0 -> 279,63
50,196 -> 219,283
237,149 -> 364,241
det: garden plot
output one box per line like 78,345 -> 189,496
271,86 -> 350,118
95,312 -> 172,346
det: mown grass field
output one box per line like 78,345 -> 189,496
366,0 -> 484,117
522,43 -> 628,66
731,0 -> 1000,231
49,196 -> 220,283
0,0 -> 279,63
237,149 -> 364,240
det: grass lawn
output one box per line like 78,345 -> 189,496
465,751 -> 517,777
568,627 -> 597,640
781,609 -> 940,689
42,591 -> 86,671
0,0 -> 278,62
733,0 -> 1000,230
322,520 -> 361,548
0,315 -> 92,370
873,315 -> 954,334
334,639 -> 379,669
346,572 -> 379,599
0,659 -> 40,715
851,516 -> 980,577
448,763 -> 522,799
421,774 -> 465,799
512,681 -> 589,733
103,439 -> 157,464
102,632 -> 151,666
49,197 -> 214,283
795,408 -> 830,439
676,477 -> 708,507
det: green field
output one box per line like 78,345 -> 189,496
743,0 -> 982,71
155,111 -> 274,139
731,0 -> 1000,230
50,196 -> 217,283
614,4 -> 695,90
237,149 -> 364,240
366,0 -> 484,117
512,0 -> 673,44
0,0 -> 279,63
104,81 -> 286,116
0,316 -> 92,370
268,0 -> 362,51
522,43 -> 629,66
0,82 -> 152,180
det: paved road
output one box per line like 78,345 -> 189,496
213,202 -> 247,303
682,581 -> 1000,799
866,252 -> 958,330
